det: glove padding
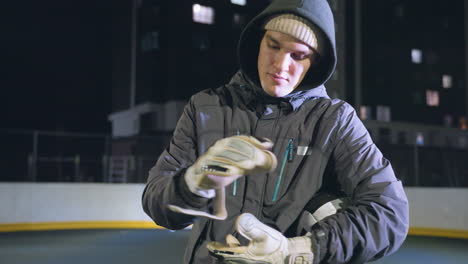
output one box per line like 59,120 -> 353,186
188,135 -> 277,192
168,136 -> 277,220
207,213 -> 314,264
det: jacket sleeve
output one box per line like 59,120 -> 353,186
141,97 -> 210,230
311,104 -> 409,264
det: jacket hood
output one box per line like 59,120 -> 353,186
238,0 -> 337,90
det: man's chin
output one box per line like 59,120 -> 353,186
273,88 -> 293,97
262,85 -> 292,98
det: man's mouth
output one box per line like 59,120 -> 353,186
269,73 -> 288,82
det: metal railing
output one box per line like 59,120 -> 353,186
0,128 -> 163,183
1,127 -> 468,187
379,143 -> 468,187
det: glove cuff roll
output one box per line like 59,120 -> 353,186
287,236 -> 314,264
184,166 -> 216,198
177,169 -> 212,208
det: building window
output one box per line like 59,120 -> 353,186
443,114 -> 453,127
376,105 -> 391,122
442,74 -> 452,89
231,0 -> 247,6
394,4 -> 405,19
426,90 -> 439,107
141,31 -> 160,52
359,105 -> 372,120
233,13 -> 245,27
411,49 -> 423,64
193,4 -> 215,25
415,132 -> 424,146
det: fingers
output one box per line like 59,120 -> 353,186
207,213 -> 288,263
226,234 -> 241,247
199,174 -> 242,189
202,136 -> 277,173
235,213 -> 283,245
237,135 -> 274,150
259,149 -> 278,172
214,135 -> 273,153
206,241 -> 247,255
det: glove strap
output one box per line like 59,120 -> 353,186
287,253 -> 314,264
287,237 -> 314,264
168,188 -> 227,220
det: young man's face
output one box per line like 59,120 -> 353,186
257,30 -> 314,97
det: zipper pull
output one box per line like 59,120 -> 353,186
287,138 -> 294,162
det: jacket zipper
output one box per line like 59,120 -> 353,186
256,104 -> 280,219
272,138 -> 294,202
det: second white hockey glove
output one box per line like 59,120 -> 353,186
207,213 -> 314,264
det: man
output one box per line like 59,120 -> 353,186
142,0 -> 409,263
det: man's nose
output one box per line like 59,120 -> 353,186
273,52 -> 290,72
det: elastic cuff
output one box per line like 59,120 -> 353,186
309,227 -> 328,264
193,188 -> 216,198
176,170 -> 211,208
184,167 -> 216,199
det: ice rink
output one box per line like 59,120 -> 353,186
1,229 -> 467,264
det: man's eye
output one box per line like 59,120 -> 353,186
268,44 -> 280,50
291,53 -> 308,61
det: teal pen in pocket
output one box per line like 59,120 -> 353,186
272,138 -> 294,202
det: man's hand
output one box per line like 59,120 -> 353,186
207,213 -> 314,264
185,135 -> 277,197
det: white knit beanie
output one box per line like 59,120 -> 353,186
264,14 -> 322,54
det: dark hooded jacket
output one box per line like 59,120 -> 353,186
142,0 -> 409,263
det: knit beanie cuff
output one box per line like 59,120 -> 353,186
264,14 -> 319,53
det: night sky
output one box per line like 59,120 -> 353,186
3,1 -> 112,133
2,1 -> 466,133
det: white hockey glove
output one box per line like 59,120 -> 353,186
168,136 -> 277,220
207,213 -> 314,264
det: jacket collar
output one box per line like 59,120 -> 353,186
228,71 -> 329,112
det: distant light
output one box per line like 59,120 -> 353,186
416,132 -> 424,146
459,117 -> 468,130
359,105 -> 371,120
411,49 -> 422,64
376,105 -> 391,122
231,0 -> 247,6
193,4 -> 215,25
233,13 -> 244,26
193,3 -> 201,13
442,74 -> 452,89
443,114 -> 453,127
426,90 -> 439,107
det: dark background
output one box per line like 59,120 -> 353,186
1,0 -> 467,185
2,1 -> 112,133
2,0 -> 466,133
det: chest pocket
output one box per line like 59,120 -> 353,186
196,106 -> 225,154
263,113 -> 328,206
